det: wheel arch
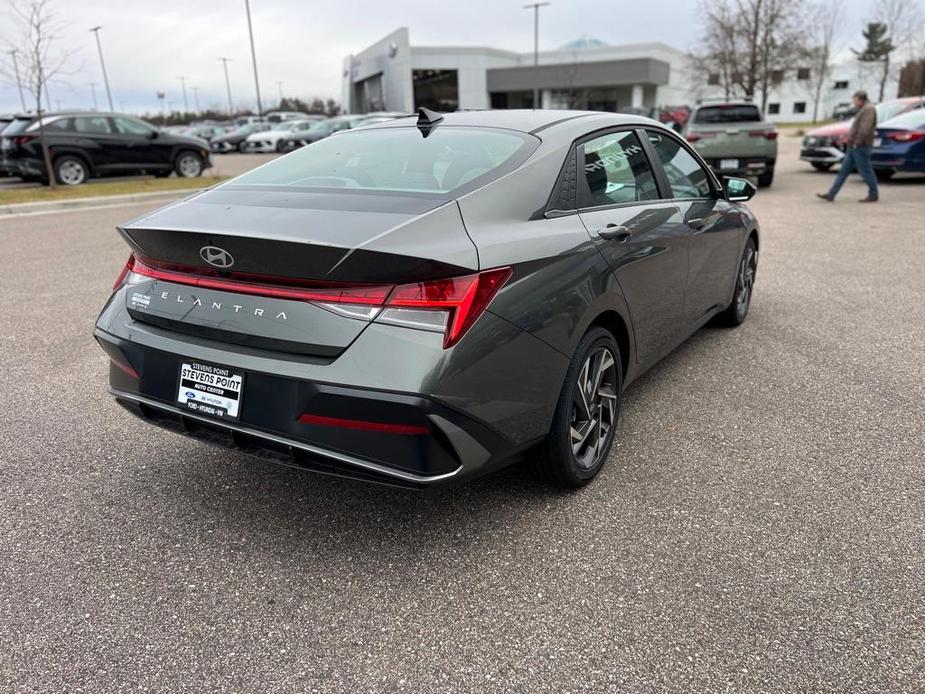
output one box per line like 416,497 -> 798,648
586,310 -> 632,385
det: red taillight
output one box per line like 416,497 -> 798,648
749,130 -> 778,140
686,131 -> 717,143
297,413 -> 429,435
118,253 -> 512,349
888,131 -> 925,142
386,267 -> 513,347
12,135 -> 35,146
112,254 -> 135,291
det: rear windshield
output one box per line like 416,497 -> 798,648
876,101 -> 918,122
2,118 -> 34,136
880,108 -> 925,130
228,126 -> 538,196
694,105 -> 762,124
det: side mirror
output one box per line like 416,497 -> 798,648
147,130 -> 159,139
723,176 -> 756,202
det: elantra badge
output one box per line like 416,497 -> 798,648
200,246 -> 234,268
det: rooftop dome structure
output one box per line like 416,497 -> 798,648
559,36 -> 608,50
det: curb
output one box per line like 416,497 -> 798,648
0,188 -> 204,217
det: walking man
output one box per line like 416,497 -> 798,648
817,90 -> 879,203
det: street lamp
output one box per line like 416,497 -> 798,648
88,82 -> 98,110
89,26 -> 114,111
275,80 -> 284,106
9,50 -> 26,111
244,0 -> 263,117
218,57 -> 234,116
177,76 -> 190,112
192,86 -> 201,113
523,2 -> 550,109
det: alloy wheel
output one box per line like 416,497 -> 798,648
570,346 -> 618,470
57,160 -> 86,185
735,246 -> 757,316
177,154 -> 202,177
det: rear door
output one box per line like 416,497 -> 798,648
575,129 -> 690,363
72,115 -> 122,172
646,128 -> 744,321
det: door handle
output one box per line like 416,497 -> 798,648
687,217 -> 707,230
597,224 -> 632,243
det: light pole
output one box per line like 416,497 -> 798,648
89,82 -> 98,110
9,49 -> 26,111
218,57 -> 234,116
523,2 -> 550,109
177,76 -> 190,112
89,26 -> 114,111
275,80 -> 284,106
244,0 -> 263,117
192,86 -> 201,113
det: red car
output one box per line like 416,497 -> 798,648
800,96 -> 925,170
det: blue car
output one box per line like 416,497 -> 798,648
871,108 -> 925,180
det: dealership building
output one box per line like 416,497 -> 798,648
342,28 -> 690,115
342,28 -> 902,123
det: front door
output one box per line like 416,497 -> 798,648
645,129 -> 744,322
575,129 -> 689,364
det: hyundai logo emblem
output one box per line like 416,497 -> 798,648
200,246 -> 234,268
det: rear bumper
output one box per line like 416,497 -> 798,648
705,156 -> 774,177
95,327 -> 534,489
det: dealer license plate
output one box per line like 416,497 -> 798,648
873,137 -> 882,147
176,361 -> 244,420
719,159 -> 739,169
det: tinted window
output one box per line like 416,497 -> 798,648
73,117 -> 112,134
230,126 -> 536,195
113,117 -> 153,136
694,105 -> 762,124
647,131 -> 713,199
580,131 -> 659,207
44,118 -> 72,132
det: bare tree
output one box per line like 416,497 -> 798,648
870,0 -> 925,100
690,0 -> 811,113
805,0 -> 844,122
1,0 -> 76,188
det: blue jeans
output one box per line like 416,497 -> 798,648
828,145 -> 879,199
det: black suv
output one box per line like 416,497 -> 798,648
0,112 -> 212,185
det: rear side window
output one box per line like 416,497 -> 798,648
73,117 -> 113,134
879,108 -> 925,130
229,126 -> 537,195
113,117 -> 153,136
647,131 -> 713,199
694,105 -> 762,124
580,131 -> 659,207
3,118 -> 34,136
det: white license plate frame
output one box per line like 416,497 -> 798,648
176,361 -> 245,421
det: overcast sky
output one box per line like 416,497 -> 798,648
0,0 -> 896,115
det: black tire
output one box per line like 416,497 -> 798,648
533,327 -> 622,488
875,168 -> 895,181
812,162 -> 833,172
53,155 -> 89,186
714,237 -> 757,327
174,150 -> 203,178
757,168 -> 774,187
275,139 -> 286,153
237,140 -> 248,153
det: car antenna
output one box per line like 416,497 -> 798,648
416,107 -> 443,137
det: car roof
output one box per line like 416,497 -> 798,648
363,109 -> 660,135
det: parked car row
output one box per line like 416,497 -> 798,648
213,112 -> 407,155
0,111 -> 212,185
800,96 -> 925,179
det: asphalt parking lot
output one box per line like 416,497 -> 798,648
1,134 -> 923,693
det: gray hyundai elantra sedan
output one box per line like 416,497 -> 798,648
95,109 -> 760,489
